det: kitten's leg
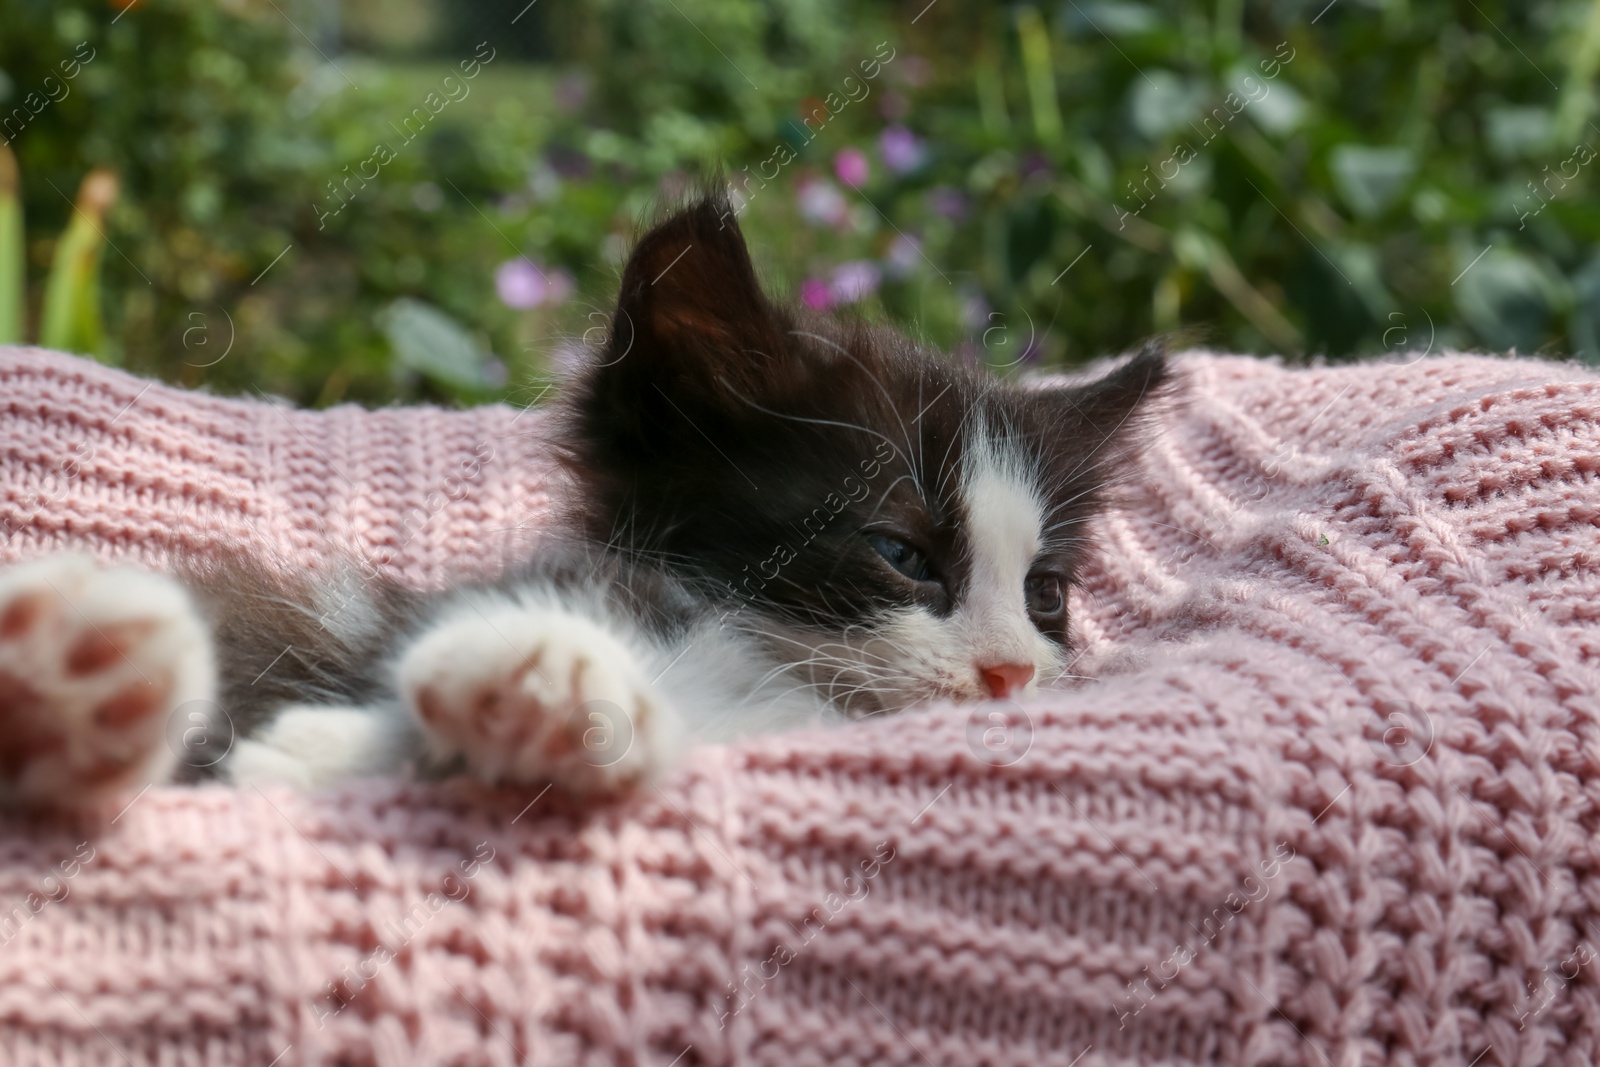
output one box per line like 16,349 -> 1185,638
396,592 -> 685,794
0,553 -> 214,810
179,552 -> 429,791
226,704 -> 415,790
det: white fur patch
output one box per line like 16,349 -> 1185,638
227,705 -> 412,790
657,613 -> 840,741
957,426 -> 1051,673
849,417 -> 1063,709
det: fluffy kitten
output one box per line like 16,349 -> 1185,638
0,195 -> 1167,810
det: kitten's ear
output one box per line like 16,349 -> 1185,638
1066,344 -> 1170,433
1040,343 -> 1171,469
598,194 -> 785,406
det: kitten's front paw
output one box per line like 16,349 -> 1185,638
0,553 -> 214,810
398,603 -> 680,794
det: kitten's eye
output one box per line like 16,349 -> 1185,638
869,534 -> 933,583
1025,572 -> 1064,616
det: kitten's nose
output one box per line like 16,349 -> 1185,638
979,662 -> 1034,699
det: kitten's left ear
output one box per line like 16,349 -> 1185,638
596,193 -> 787,410
1037,343 -> 1172,470
1063,344 -> 1170,432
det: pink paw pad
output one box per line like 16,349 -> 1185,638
399,603 -> 679,794
0,554 -> 215,810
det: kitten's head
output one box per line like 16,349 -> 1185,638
557,194 -> 1167,715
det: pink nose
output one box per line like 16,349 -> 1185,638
979,662 -> 1034,699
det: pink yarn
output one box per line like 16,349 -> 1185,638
1,344 -> 1598,1066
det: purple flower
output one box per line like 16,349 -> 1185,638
831,261 -> 882,304
928,186 -> 968,220
797,178 -> 848,227
878,90 -> 910,121
895,55 -> 934,88
1019,151 -> 1052,181
554,72 -> 590,113
495,259 -> 574,309
801,278 -> 834,310
879,125 -> 926,175
885,233 -> 922,277
544,144 -> 592,179
834,147 -> 871,188
961,289 -> 992,332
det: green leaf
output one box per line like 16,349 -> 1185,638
1329,146 -> 1416,219
1484,106 -> 1553,161
1065,2 -> 1160,36
1232,66 -> 1305,135
1327,240 -> 1396,322
1015,6 -> 1063,145
1571,251 -> 1600,364
1129,71 -> 1205,141
0,143 -> 21,346
1453,248 -> 1557,353
40,170 -> 116,358
377,297 -> 499,391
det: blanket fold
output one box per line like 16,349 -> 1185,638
1,345 -> 1597,1067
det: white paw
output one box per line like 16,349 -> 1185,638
397,601 -> 681,794
227,705 -> 413,790
0,553 -> 214,809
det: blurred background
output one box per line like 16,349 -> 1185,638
1,0 -> 1597,408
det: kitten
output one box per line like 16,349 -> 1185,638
0,195 -> 1168,811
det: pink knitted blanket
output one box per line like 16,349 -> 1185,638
1,345 -> 1597,1067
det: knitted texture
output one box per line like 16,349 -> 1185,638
0,344 -> 1598,1067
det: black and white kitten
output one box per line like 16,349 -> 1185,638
0,195 -> 1167,810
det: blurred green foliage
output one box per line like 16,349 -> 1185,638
0,0 -> 1597,408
